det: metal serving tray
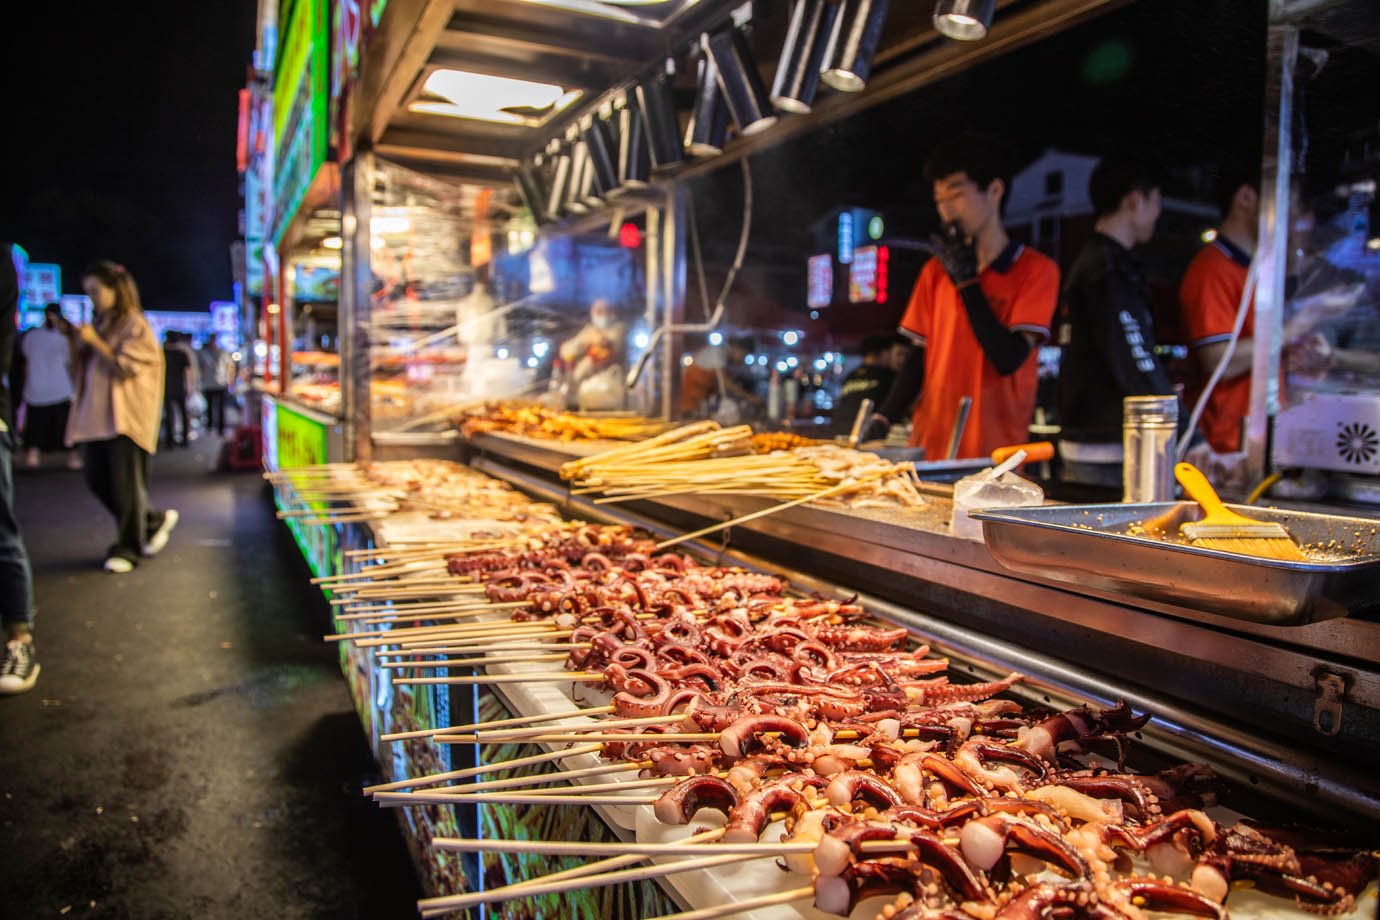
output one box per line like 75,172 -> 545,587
971,502 -> 1380,625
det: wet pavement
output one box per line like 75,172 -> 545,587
1,435 -> 422,918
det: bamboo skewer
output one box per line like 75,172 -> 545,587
377,704 -> 615,742
439,731 -> 717,744
415,852 -> 763,916
442,760 -> 650,794
432,839 -> 815,858
476,714 -> 683,741
657,467 -> 897,550
375,641 -> 590,658
378,651 -> 571,669
361,743 -> 602,794
393,671 -> 605,686
415,829 -> 728,917
374,790 -> 660,806
648,886 -> 817,920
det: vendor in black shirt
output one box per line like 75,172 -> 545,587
1056,155 -> 1176,487
832,334 -> 902,437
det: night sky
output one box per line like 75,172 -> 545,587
1,2 -> 257,311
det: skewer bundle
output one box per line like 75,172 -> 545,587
560,422 -> 927,509
320,520 -> 1377,920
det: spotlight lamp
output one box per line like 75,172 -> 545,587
933,0 -> 995,41
544,145 -> 573,219
514,160 -> 551,224
703,28 -> 778,136
616,98 -> 651,188
821,0 -> 893,93
685,51 -> 730,156
635,63 -> 684,171
583,115 -> 619,194
770,0 -> 838,114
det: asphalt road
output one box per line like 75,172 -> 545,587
0,435 -> 422,918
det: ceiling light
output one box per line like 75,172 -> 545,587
703,28 -> 777,136
414,70 -> 581,125
770,0 -> 838,114
635,65 -> 684,171
685,53 -> 729,156
321,236 -> 343,250
616,99 -> 651,188
821,0 -> 893,93
933,0 -> 995,41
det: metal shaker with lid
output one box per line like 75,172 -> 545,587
1123,395 -> 1177,502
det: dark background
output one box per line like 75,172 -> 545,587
1,1 -> 256,311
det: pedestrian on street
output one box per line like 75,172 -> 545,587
162,331 -> 193,447
197,336 -> 232,436
20,303 -> 82,470
67,260 -> 178,574
0,243 -> 39,692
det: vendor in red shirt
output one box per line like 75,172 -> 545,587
869,136 -> 1059,459
1179,166 -> 1260,453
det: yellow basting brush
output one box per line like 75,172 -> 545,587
1174,462 -> 1307,561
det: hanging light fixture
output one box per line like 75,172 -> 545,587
933,0 -> 995,40
583,114 -> 619,193
702,28 -> 777,136
770,0 -> 838,114
565,140 -> 592,214
544,144 -> 573,219
616,96 -> 651,188
685,51 -> 730,156
514,159 -> 551,224
634,62 -> 684,171
820,0 -> 892,93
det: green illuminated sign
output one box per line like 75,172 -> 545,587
868,215 -> 885,240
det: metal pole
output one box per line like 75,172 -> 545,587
340,152 -> 375,463
1246,25 -> 1297,482
660,185 -> 687,420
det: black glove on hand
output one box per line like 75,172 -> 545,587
929,227 -> 978,287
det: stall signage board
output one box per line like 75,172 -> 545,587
807,253 -> 833,308
21,263 -> 61,311
271,0 -> 328,245
277,400 -> 329,470
849,244 -> 889,304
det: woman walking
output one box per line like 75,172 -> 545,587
66,261 -> 178,573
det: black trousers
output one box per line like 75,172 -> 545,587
162,393 -> 188,446
80,436 -> 165,563
202,388 -> 227,435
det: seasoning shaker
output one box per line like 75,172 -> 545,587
1122,395 -> 1177,502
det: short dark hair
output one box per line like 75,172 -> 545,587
923,134 -> 1009,202
1215,157 -> 1260,219
1089,155 -> 1165,218
860,334 -> 895,358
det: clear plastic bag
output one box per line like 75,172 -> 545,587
950,467 -> 1044,541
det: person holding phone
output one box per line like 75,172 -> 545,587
868,135 -> 1060,459
19,303 -> 81,470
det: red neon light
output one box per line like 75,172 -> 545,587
619,222 -> 641,249
236,88 -> 251,172
876,245 -> 889,304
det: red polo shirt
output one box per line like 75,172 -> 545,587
899,242 -> 1059,459
1179,238 -> 1253,453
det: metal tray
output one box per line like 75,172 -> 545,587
971,502 -> 1380,625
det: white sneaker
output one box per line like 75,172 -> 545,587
104,557 -> 135,574
0,640 -> 40,694
143,509 -> 179,556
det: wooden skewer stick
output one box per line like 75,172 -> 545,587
362,743 -> 602,794
334,600 -> 525,621
442,731 -> 716,744
378,704 -> 614,742
375,641 -> 590,658
432,838 -> 814,857
476,714 -> 682,741
393,671 -> 605,687
415,852 -> 763,917
326,617 -> 545,643
646,886 -> 817,920
445,760 -> 650,794
343,607 -> 531,626
415,828 -> 727,916
374,790 -> 659,806
378,651 -> 571,669
656,467 -> 897,550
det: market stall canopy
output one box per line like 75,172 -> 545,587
350,0 -> 1123,191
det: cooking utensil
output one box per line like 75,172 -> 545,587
945,396 -> 972,460
1176,462 -> 1306,561
972,502 -> 1380,624
992,442 -> 1053,466
847,398 -> 875,449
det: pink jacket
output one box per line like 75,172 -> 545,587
66,312 -> 165,453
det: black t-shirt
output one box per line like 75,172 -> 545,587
832,364 -> 896,436
164,346 -> 191,396
1056,233 -> 1175,444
